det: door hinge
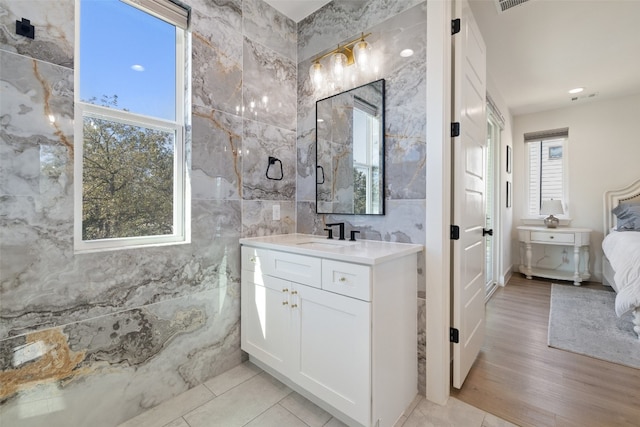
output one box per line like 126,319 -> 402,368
450,327 -> 460,343
451,122 -> 460,137
450,225 -> 460,240
451,18 -> 461,35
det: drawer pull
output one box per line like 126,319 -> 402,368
282,301 -> 288,305
339,277 -> 347,282
550,236 -> 554,239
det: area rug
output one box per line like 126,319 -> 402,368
548,284 -> 640,369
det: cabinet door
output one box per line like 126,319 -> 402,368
291,284 -> 371,426
241,272 -> 292,374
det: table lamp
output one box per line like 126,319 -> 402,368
540,199 -> 563,228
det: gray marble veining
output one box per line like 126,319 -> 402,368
243,37 -> 297,131
298,0 -> 423,62
191,6 -> 243,117
0,286 -> 241,426
0,0 -> 296,427
296,126 -> 316,202
189,0 -> 242,33
0,0 -> 74,69
0,51 -> 74,199
0,198 -> 242,338
243,0 -> 296,61
243,200 -> 295,237
192,105 -> 243,200
242,119 -> 296,200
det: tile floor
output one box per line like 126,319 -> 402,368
118,362 -> 518,427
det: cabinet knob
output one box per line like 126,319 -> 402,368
282,301 -> 288,305
291,290 -> 298,295
339,277 -> 347,282
250,257 -> 256,263
291,304 -> 298,309
550,236 -> 554,239
282,288 -> 289,293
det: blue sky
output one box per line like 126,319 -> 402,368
80,0 -> 176,121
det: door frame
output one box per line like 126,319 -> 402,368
485,109 -> 503,301
425,0 -> 453,405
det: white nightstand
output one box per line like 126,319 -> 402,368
517,226 -> 592,286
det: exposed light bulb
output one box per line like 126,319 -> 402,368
330,52 -> 348,82
309,62 -> 324,88
353,39 -> 371,70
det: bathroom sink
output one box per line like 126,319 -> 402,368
295,238 -> 357,249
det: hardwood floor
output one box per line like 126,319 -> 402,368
452,274 -> 640,427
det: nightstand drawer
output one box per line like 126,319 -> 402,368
530,231 -> 574,244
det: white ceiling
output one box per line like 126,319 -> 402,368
264,0 -> 331,22
469,0 -> 640,116
266,0 -> 640,116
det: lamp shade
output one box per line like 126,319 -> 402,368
540,199 -> 564,215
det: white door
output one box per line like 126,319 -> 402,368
452,0 -> 487,389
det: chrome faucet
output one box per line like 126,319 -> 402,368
326,222 -> 345,240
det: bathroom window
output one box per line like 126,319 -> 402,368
352,98 -> 381,214
74,0 -> 190,252
524,128 -> 569,218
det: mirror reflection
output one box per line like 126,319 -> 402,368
316,79 -> 385,215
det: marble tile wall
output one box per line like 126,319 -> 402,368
0,0 -> 297,426
296,0 -> 428,394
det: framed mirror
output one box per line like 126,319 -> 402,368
316,79 -> 385,215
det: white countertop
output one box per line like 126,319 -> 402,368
240,233 -> 423,265
517,226 -> 592,232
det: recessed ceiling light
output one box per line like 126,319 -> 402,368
131,64 -> 145,72
400,49 -> 414,58
568,87 -> 584,94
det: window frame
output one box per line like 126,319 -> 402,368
523,136 -> 570,220
73,0 -> 189,253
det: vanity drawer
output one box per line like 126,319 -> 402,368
530,231 -> 574,244
261,249 -> 321,288
242,246 -> 267,273
322,260 -> 371,301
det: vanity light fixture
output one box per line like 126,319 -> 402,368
308,32 -> 373,89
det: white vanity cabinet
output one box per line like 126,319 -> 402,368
240,235 -> 422,427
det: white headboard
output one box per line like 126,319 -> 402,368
604,178 -> 640,235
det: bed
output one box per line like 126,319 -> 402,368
602,178 -> 640,340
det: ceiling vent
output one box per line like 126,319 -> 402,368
571,92 -> 599,102
495,0 -> 530,13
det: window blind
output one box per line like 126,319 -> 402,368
121,0 -> 190,29
524,127 -> 569,142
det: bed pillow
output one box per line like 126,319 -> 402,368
612,201 -> 640,231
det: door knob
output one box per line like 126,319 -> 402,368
483,228 -> 493,236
